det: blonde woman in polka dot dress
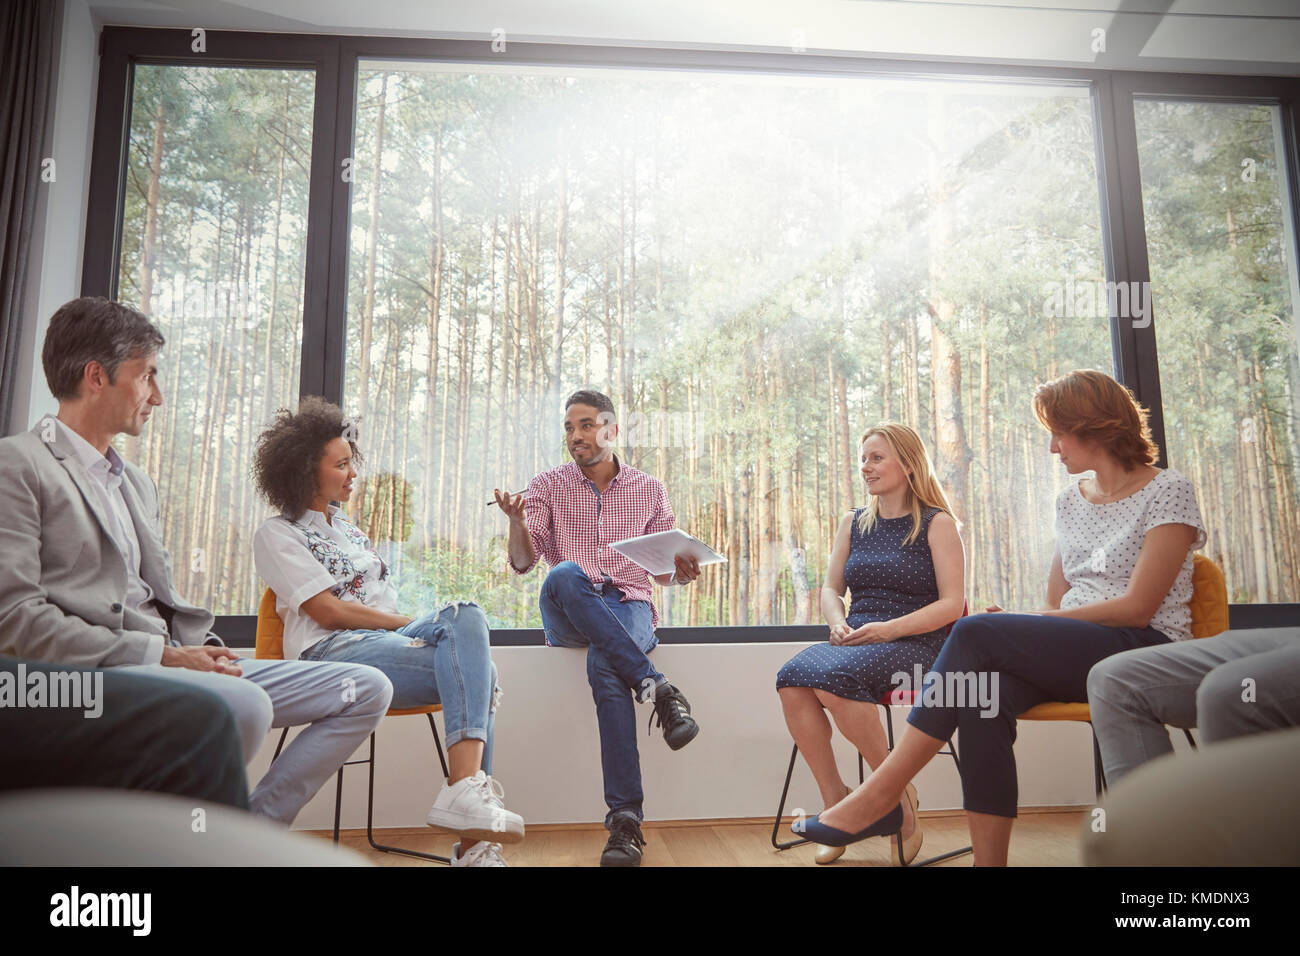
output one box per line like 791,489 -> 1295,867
800,370 -> 1205,867
777,423 -> 966,865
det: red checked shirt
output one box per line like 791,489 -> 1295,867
509,456 -> 676,628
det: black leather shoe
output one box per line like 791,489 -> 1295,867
600,815 -> 646,867
648,682 -> 700,751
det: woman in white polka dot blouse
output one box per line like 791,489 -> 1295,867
797,370 -> 1206,867
776,423 -> 966,865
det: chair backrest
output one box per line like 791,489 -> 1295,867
1189,553 -> 1229,639
255,588 -> 285,660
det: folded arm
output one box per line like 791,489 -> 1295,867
299,589 -> 411,632
1041,523 -> 1198,628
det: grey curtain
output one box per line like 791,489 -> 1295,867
0,0 -> 59,433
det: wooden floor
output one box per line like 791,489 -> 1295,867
308,807 -> 1088,866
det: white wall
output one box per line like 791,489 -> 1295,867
237,639 -> 1195,831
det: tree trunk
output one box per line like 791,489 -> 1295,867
421,127 -> 444,554
926,92 -> 972,531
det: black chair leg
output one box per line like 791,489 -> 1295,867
332,765 -> 344,844
901,733 -> 974,867
889,706 -> 973,866
271,719 -> 449,860
1091,724 -> 1107,798
1183,728 -> 1197,750
272,727 -> 289,761
428,712 -> 449,777
771,743 -> 812,850
772,706 -> 974,865
365,723 -> 451,864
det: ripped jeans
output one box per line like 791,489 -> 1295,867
301,601 -> 500,773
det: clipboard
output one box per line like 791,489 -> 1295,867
607,528 -> 728,576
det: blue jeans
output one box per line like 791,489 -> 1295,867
906,612 -> 1169,818
302,601 -> 499,774
540,561 -> 662,824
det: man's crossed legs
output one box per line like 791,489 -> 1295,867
539,561 -> 699,866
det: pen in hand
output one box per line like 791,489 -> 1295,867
487,489 -> 527,507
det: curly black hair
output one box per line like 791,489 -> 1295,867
253,395 -> 364,517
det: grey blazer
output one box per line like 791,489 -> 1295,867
0,418 -> 221,667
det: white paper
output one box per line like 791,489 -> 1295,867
607,528 -> 728,576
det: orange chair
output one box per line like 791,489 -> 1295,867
1019,553 -> 1229,796
256,588 -> 452,863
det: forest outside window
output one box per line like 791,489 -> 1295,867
1135,98 -> 1300,604
342,63 -> 1113,628
113,64 -> 316,615
90,33 -> 1300,629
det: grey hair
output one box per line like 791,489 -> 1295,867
41,297 -> 165,400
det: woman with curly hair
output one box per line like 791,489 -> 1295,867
797,370 -> 1206,866
252,396 -> 523,867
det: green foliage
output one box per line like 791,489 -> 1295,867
116,65 -> 1300,617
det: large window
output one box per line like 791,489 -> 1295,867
1136,99 -> 1300,603
345,65 -> 1111,626
114,64 -> 316,614
81,30 -> 1300,634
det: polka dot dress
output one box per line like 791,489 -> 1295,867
776,507 -> 952,702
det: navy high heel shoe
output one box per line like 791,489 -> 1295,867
795,802 -> 905,847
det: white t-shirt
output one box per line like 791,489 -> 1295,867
253,506 -> 400,660
1055,467 -> 1207,641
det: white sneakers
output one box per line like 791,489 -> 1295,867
425,771 -> 525,844
451,841 -> 508,867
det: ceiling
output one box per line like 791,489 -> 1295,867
85,0 -> 1300,75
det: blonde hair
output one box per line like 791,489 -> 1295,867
856,423 -> 956,545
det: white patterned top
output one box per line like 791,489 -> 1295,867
254,506 -> 399,660
1055,467 -> 1206,641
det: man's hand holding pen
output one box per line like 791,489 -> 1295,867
493,488 -> 527,520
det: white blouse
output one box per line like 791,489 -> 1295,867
1055,468 -> 1207,641
253,506 -> 400,661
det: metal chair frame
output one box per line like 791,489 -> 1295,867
272,710 -> 453,864
771,704 -> 974,866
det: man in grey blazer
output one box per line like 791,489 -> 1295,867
0,296 -> 393,825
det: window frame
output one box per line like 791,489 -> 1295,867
81,27 -> 1300,643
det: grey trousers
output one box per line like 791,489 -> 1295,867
131,657 -> 392,825
1087,627 -> 1300,784
1080,726 -> 1300,866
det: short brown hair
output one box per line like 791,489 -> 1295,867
42,297 -> 165,400
1033,369 -> 1159,469
253,395 -> 364,517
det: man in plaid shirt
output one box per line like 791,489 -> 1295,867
495,389 -> 702,867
